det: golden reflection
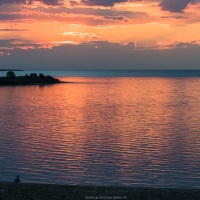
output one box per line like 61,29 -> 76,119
1,78 -> 200,186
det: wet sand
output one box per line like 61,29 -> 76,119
0,182 -> 200,200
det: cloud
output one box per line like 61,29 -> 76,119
171,41 -> 200,48
70,1 -> 78,6
0,5 -> 148,25
0,41 -> 137,69
1,40 -> 200,70
35,6 -> 143,19
39,0 -> 61,6
0,28 -> 27,31
160,15 -> 188,19
25,6 -> 148,24
104,15 -> 126,21
0,0 -> 199,13
154,40 -> 200,50
159,0 -> 200,12
0,0 -> 26,5
81,0 -> 127,7
0,0 -> 61,6
0,39 -> 42,50
0,14 -> 23,21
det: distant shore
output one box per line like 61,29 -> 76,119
0,71 -> 64,86
0,70 -> 23,71
0,182 -> 200,200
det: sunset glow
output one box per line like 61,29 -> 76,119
0,0 -> 200,69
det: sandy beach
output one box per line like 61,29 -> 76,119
0,182 -> 200,200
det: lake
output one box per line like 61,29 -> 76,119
0,71 -> 200,188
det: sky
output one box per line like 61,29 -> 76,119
0,0 -> 200,70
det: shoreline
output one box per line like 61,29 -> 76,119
0,182 -> 200,200
0,72 -> 64,86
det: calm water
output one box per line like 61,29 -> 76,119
0,75 -> 200,188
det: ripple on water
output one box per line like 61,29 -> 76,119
0,78 -> 200,188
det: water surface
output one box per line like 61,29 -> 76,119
0,77 -> 200,188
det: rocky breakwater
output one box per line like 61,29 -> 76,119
0,71 -> 62,86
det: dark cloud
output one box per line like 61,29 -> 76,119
37,6 -> 141,18
81,0 -> 127,7
159,0 -> 200,12
159,0 -> 190,12
0,41 -> 136,69
171,41 -> 200,48
0,0 -> 61,6
0,28 -> 27,31
0,40 -> 200,70
0,39 -> 18,48
0,14 -> 23,20
104,15 -> 126,21
70,1 -> 78,6
0,0 -> 26,5
34,6 -> 147,23
39,0 -> 60,6
0,39 -> 41,50
161,15 -> 188,19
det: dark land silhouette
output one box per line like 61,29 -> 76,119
0,71 -> 62,86
0,182 -> 200,200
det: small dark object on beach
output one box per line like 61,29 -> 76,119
14,175 -> 20,183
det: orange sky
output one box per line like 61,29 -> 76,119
0,0 -> 200,70
0,0 -> 200,50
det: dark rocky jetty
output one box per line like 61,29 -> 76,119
0,71 -> 62,86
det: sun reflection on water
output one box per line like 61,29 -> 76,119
0,77 -> 200,188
